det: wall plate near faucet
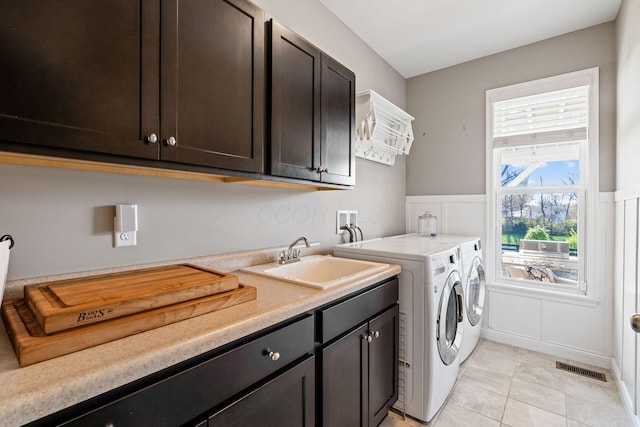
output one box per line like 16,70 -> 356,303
336,210 -> 358,234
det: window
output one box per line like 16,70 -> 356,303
485,68 -> 599,295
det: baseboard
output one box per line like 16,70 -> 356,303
611,359 -> 640,427
482,328 -> 611,368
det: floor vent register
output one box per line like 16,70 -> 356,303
555,361 -> 607,382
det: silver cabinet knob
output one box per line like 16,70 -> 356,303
372,330 -> 380,338
315,166 -> 329,174
166,136 -> 177,146
267,350 -> 280,361
363,334 -> 372,343
631,314 -> 640,333
147,133 -> 158,144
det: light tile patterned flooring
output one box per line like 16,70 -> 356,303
380,339 -> 632,427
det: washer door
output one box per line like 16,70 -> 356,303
466,257 -> 486,327
436,270 -> 464,365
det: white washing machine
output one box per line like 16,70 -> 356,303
412,234 -> 486,363
458,238 -> 486,363
334,235 -> 464,423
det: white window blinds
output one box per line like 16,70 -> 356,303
493,85 -> 589,148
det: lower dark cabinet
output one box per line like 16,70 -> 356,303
29,278 -> 398,427
320,304 -> 399,427
209,355 -> 315,426
318,278 -> 399,427
37,315 -> 315,427
322,322 -> 369,426
368,305 -> 400,426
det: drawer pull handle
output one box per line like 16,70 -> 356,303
266,350 -> 280,361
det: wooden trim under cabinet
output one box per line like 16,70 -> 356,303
0,151 -> 351,191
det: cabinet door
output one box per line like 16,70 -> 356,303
0,0 -> 159,159
160,0 -> 264,172
269,20 -> 321,181
209,356 -> 315,426
368,305 -> 399,427
320,55 -> 355,186
321,323 -> 368,427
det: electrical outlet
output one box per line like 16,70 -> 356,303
114,229 -> 137,247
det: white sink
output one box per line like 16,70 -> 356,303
240,255 -> 389,289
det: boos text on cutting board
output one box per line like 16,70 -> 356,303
76,308 -> 115,323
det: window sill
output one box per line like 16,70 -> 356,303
486,281 -> 600,307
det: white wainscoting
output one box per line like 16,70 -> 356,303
406,193 -> 615,370
405,195 -> 486,239
612,186 -> 640,427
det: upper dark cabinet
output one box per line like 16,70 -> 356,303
161,0 -> 264,172
321,55 -> 356,186
269,20 -> 321,182
269,20 -> 355,186
1,1 -> 358,187
0,0 -> 159,160
0,0 -> 264,173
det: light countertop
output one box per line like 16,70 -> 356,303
0,248 -> 400,426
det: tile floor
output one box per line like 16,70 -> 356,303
380,339 -> 632,427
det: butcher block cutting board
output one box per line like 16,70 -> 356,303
24,264 -> 239,334
1,284 -> 257,366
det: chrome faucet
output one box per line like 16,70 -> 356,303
279,236 -> 310,264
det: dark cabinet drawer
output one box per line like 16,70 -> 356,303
209,355 -> 315,426
60,314 -> 314,426
317,278 -> 398,344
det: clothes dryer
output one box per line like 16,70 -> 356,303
334,235 -> 464,423
458,238 -> 486,362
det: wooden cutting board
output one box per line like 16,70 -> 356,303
2,284 -> 257,367
24,264 -> 239,334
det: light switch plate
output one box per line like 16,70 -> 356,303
114,204 -> 138,248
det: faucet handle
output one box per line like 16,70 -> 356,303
278,250 -> 287,264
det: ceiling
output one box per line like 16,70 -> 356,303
319,0 -> 622,78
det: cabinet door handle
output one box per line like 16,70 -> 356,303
146,133 -> 158,144
165,136 -> 177,146
632,314 -> 640,333
372,330 -> 380,339
265,349 -> 280,361
315,166 -> 329,174
362,334 -> 372,343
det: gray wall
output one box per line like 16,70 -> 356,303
406,22 -> 617,196
0,0 -> 406,281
